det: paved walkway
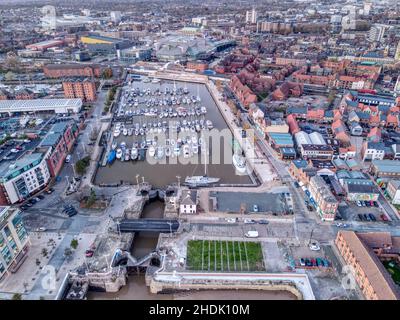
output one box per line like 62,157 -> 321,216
154,271 -> 315,300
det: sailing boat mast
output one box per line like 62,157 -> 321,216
204,145 -> 207,177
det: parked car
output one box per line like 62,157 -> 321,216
258,219 -> 269,224
46,188 -> 54,194
364,201 -> 370,207
310,259 -> 317,267
244,230 -> 259,238
373,201 -> 379,208
28,198 -> 37,204
356,201 -> 362,207
299,258 -> 306,266
364,214 -> 371,221
316,258 -> 323,267
252,204 -> 259,212
380,214 -> 389,221
226,218 -> 236,224
67,209 -> 78,217
368,213 -> 376,221
36,227 -> 47,232
38,194 -> 45,200
65,154 -> 72,163
294,181 -> 300,188
305,259 -> 312,267
309,242 -> 321,251
322,259 -> 330,267
85,250 -> 94,258
358,214 -> 364,221
244,219 -> 256,224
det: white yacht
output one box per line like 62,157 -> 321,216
113,129 -> 121,137
183,144 -> 191,158
185,150 -> 219,187
116,148 -> 123,159
131,147 -> 138,160
148,146 -> 156,157
232,154 -> 247,174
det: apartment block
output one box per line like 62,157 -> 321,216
0,207 -> 29,279
63,78 -> 97,102
309,175 -> 338,221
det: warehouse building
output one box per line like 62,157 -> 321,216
80,34 -> 131,54
0,99 -> 82,115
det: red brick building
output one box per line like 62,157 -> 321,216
230,75 -> 258,108
43,64 -> 101,78
37,121 -> 79,177
62,78 -> 97,102
335,231 -> 400,300
187,61 -> 209,72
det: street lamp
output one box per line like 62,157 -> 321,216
135,174 -> 140,187
176,175 -> 181,188
167,221 -> 173,237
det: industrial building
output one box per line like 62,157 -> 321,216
370,160 -> 400,178
117,46 -> 152,63
43,63 -> 101,78
0,99 -> 82,115
26,39 -> 64,51
80,34 -> 131,54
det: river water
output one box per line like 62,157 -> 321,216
94,79 -> 253,188
87,201 -> 296,300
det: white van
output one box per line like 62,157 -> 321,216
245,230 -> 259,238
65,155 -> 72,163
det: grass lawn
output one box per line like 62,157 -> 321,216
186,240 -> 264,272
383,261 -> 400,285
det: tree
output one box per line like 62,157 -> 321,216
4,71 -> 15,81
86,188 -> 96,207
102,68 -> 113,79
41,248 -> 48,257
70,239 -> 79,250
75,156 -> 91,175
11,293 -> 22,300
